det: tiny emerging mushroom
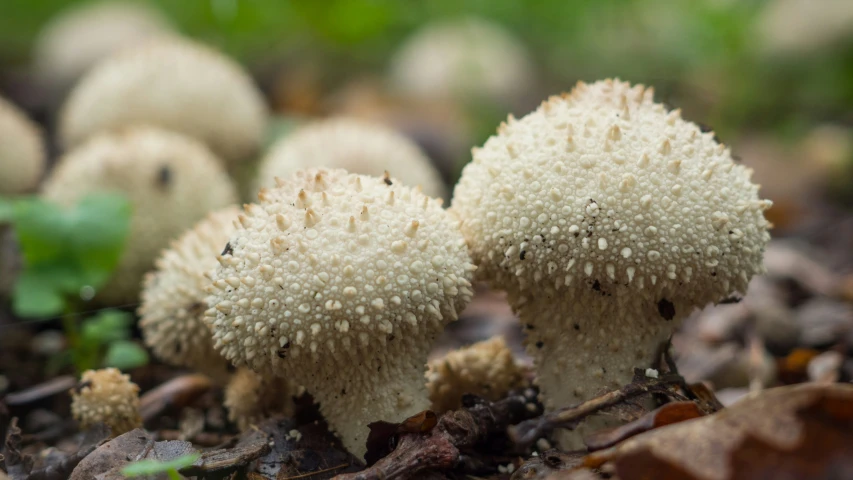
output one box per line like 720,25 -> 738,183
205,168 -> 476,459
224,367 -> 302,431
426,335 -> 528,413
59,36 -> 268,166
41,126 -> 238,305
138,205 -> 242,379
254,117 -> 447,200
0,95 -> 46,195
450,78 -> 773,448
70,368 -> 142,437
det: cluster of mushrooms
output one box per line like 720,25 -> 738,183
1,5 -> 772,462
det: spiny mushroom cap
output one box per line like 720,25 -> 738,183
207,168 -> 475,374
388,17 -> 534,106
255,117 -> 446,200
139,206 -> 241,374
451,78 -> 772,310
426,335 -> 526,413
42,126 -> 238,305
59,36 -> 267,165
33,1 -> 173,93
0,96 -> 45,195
205,168 -> 475,456
224,368 -> 300,431
71,368 -> 142,436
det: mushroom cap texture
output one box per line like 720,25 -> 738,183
206,168 -> 475,456
451,78 -> 772,308
71,368 -> 142,436
255,117 -> 446,200
0,96 -> 45,195
139,206 -> 241,374
388,17 -> 534,106
224,368 -> 300,431
33,1 -> 173,92
426,335 -> 526,413
59,36 -> 267,164
42,126 -> 238,305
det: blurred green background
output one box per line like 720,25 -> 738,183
2,0 -> 852,138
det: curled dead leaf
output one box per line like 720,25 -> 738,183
583,383 -> 853,480
584,401 -> 705,451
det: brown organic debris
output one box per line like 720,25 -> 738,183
582,383 -> 853,480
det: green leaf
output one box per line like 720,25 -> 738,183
81,310 -> 133,345
121,452 -> 199,477
67,193 -> 133,287
12,198 -> 69,266
103,340 -> 149,371
11,269 -> 65,317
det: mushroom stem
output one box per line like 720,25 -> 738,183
513,290 -> 685,449
296,335 -> 433,460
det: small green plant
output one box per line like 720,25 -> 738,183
121,452 -> 200,480
1,193 -> 138,373
48,309 -> 149,373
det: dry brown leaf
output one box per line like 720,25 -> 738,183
584,402 -> 705,451
583,383 -> 853,480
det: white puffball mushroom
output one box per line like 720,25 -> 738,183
451,78 -> 772,448
59,36 -> 267,166
388,17 -> 535,108
0,95 -> 46,195
71,368 -> 142,437
205,168 -> 475,458
42,126 -> 238,305
755,0 -> 853,57
32,1 -> 174,96
139,206 -> 241,377
254,117 -> 446,200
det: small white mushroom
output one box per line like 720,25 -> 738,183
205,168 -> 475,459
59,36 -> 267,165
451,78 -> 772,448
32,1 -> 174,96
254,117 -> 447,199
388,17 -> 535,108
0,95 -> 45,195
139,206 -> 241,377
71,368 -> 142,437
42,126 -> 238,305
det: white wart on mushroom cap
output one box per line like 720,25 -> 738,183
254,117 -> 447,200
59,36 -> 267,165
42,126 -> 238,305
205,168 -> 475,458
450,78 -> 772,447
139,205 -> 241,377
0,96 -> 45,195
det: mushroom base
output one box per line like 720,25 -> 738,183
514,290 -> 690,450
289,335 -> 434,461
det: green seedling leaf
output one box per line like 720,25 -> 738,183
10,193 -> 132,317
81,310 -> 133,345
121,452 -> 199,478
104,340 -> 149,371
11,269 -> 65,317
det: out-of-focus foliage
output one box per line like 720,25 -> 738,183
4,192 -> 131,317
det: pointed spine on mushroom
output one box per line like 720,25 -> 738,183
450,78 -> 772,448
205,168 -> 475,458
